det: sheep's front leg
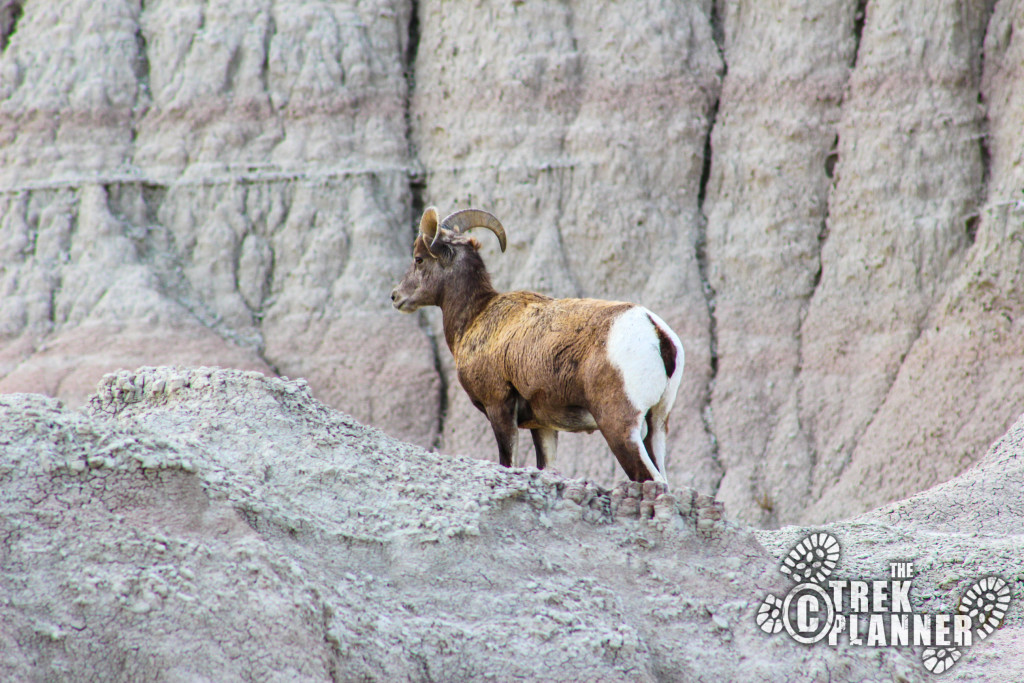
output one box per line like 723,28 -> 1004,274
486,397 -> 519,467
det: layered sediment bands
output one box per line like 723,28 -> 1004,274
803,0 -> 1024,521
0,0 -> 441,447
703,0 -> 1022,524
412,0 -> 723,493
797,0 -> 1000,521
703,0 -> 862,526
2,0 -> 1024,524
0,183 -> 274,400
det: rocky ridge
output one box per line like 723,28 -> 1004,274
1,367 -> 1021,681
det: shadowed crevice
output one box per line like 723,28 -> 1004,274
409,173 -> 425,232
130,2 -> 153,151
696,2 -> 724,495
260,13 -> 276,95
402,0 -> 421,173
969,1 -> 999,246
851,0 -> 867,68
403,0 -> 444,451
0,1 -> 23,54
404,0 -> 420,87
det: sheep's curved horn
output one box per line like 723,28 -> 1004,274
440,209 -> 507,253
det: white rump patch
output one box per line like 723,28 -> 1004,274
645,309 -> 684,410
606,307 -> 671,411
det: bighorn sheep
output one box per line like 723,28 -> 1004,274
390,207 -> 684,484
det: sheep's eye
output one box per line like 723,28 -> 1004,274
415,257 -> 424,265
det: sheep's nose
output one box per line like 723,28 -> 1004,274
390,289 -> 398,302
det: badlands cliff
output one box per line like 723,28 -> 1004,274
4,1 -> 1024,680
1,367 -> 1021,681
1,2 -> 1022,529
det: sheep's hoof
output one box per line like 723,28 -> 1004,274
642,481 -> 667,500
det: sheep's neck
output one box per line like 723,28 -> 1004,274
440,285 -> 497,351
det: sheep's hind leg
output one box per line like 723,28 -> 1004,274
599,413 -> 667,484
530,428 -> 557,469
643,409 -> 669,481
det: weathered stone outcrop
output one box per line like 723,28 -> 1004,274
799,0 -> 1024,523
1,0 -> 1023,526
0,0 -> 438,451
2,368 -> 1021,680
703,0 -> 863,525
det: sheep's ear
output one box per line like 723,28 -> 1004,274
419,207 -> 440,244
420,206 -> 456,263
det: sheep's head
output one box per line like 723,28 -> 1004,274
391,207 -> 507,312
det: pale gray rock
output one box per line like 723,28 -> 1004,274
794,0 -> 1024,522
704,0 -> 862,526
0,0 -> 439,449
0,367 -> 939,681
796,0 -> 994,521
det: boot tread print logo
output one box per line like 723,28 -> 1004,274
755,593 -> 784,635
959,576 -> 1011,637
779,532 -> 840,584
757,532 -> 1011,675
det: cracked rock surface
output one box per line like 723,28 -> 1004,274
0,366 -> 952,682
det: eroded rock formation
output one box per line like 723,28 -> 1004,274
1,0 -> 1022,525
1,368 -> 1021,680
